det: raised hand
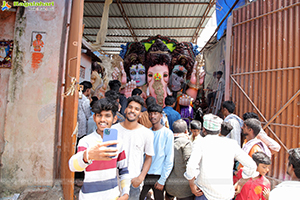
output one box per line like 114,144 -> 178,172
179,94 -> 193,106
190,61 -> 198,85
198,70 -> 206,85
111,62 -> 127,85
124,80 -> 136,98
190,61 -> 206,86
111,66 -> 120,80
83,141 -> 118,162
119,62 -> 127,85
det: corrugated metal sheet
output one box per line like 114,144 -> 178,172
230,0 -> 300,181
83,0 -> 215,54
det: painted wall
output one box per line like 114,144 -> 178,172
0,10 -> 16,186
1,1 -> 66,195
79,53 -> 91,83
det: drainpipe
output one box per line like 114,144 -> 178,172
60,0 -> 84,199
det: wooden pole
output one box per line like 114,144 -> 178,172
60,0 -> 84,199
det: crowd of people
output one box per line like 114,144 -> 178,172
68,79 -> 300,200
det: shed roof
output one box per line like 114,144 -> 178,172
83,0 -> 215,55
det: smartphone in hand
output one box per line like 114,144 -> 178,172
103,128 -> 118,148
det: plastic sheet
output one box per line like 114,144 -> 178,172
216,0 -> 245,40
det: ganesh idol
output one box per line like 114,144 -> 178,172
111,42 -> 147,98
145,39 -> 173,106
123,42 -> 147,92
111,39 -> 172,106
169,42 -> 205,106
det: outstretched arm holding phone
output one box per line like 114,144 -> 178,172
69,98 -> 130,200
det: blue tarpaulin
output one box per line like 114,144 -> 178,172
216,0 -> 245,40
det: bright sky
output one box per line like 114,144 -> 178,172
197,10 -> 217,50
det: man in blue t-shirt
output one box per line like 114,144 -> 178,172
163,96 -> 181,131
140,104 -> 174,200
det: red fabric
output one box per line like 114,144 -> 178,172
86,158 -> 117,172
77,146 -> 87,152
117,150 -> 126,161
235,169 -> 270,200
233,169 -> 243,184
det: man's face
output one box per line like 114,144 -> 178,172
86,88 -> 91,97
191,129 -> 201,137
148,111 -> 162,126
242,125 -> 252,139
93,110 -> 117,133
217,74 -> 222,79
221,107 -> 226,115
287,161 -> 293,176
257,163 -> 270,176
124,101 -> 142,122
194,100 -> 200,107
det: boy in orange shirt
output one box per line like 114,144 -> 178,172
235,152 -> 271,200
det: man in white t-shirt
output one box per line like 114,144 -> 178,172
221,101 -> 243,147
266,148 -> 300,200
112,95 -> 155,200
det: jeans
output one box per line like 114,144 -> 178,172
129,184 -> 141,200
140,174 -> 164,200
195,194 -> 208,200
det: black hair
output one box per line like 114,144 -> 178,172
242,112 -> 260,121
145,39 -> 172,73
108,80 -> 121,92
80,81 -> 92,93
127,95 -> 144,108
123,42 -> 146,79
222,101 -> 235,113
105,90 -> 119,102
173,119 -> 187,134
145,96 -> 156,107
165,96 -> 176,106
244,118 -> 262,136
252,152 -> 272,166
288,148 -> 300,179
195,98 -> 200,103
171,42 -> 194,80
217,71 -> 223,76
147,104 -> 163,114
220,122 -> 233,137
91,98 -> 118,117
204,129 -> 220,135
190,120 -> 202,130
90,96 -> 99,107
132,88 -> 143,96
92,61 -> 103,74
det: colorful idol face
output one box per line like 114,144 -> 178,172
170,65 -> 187,92
129,64 -> 146,87
147,64 -> 169,106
